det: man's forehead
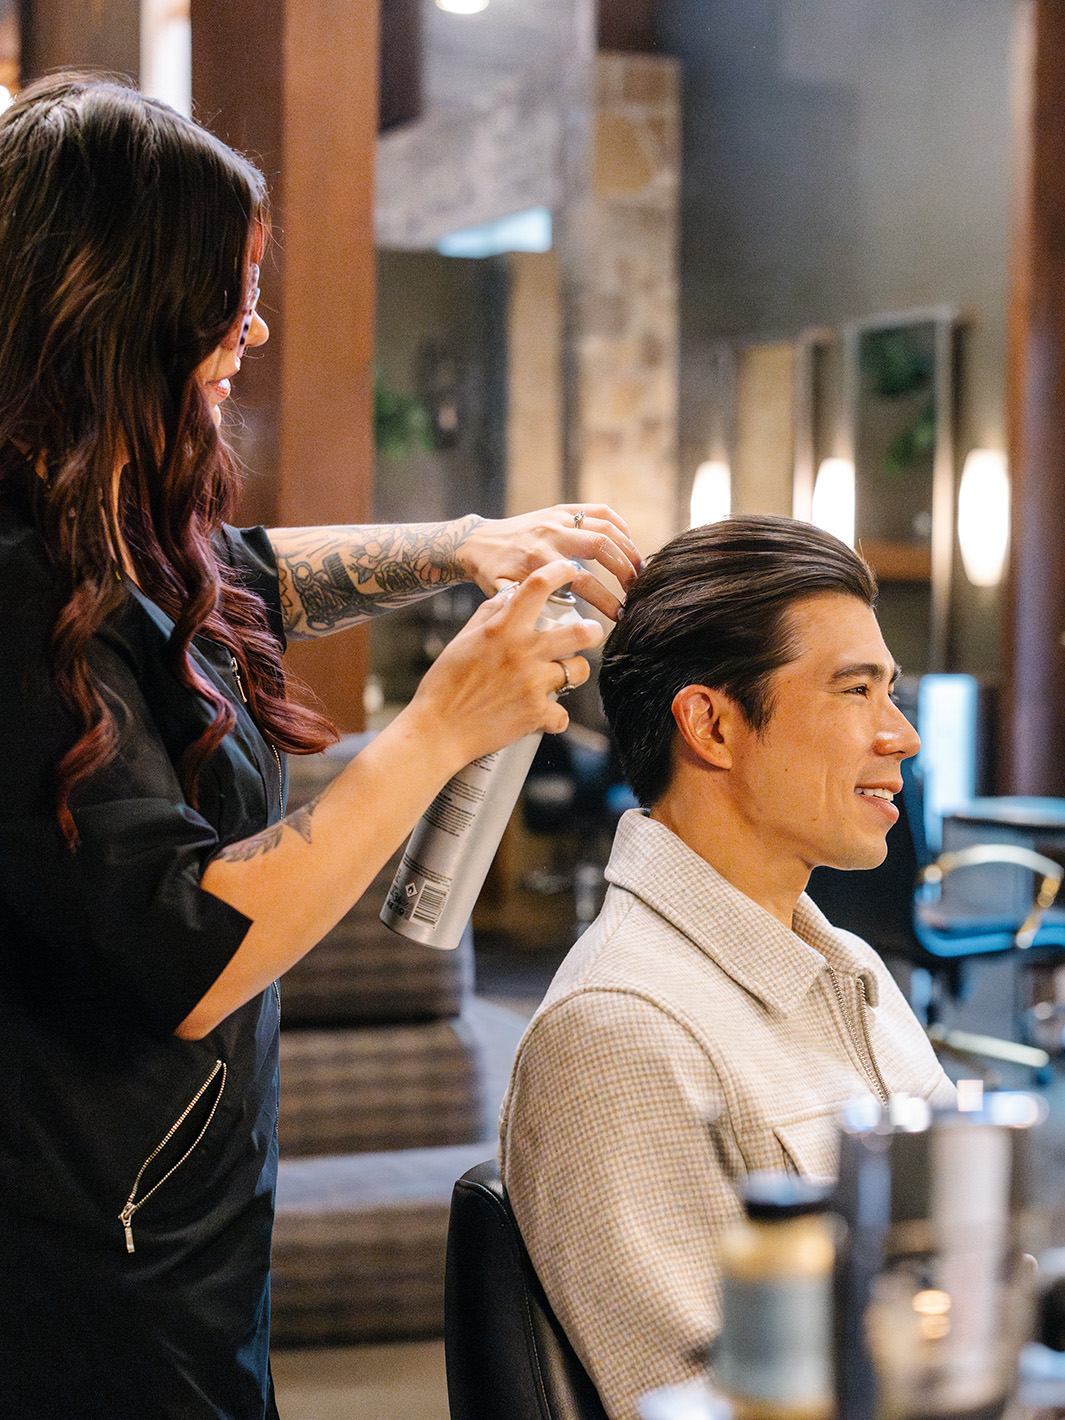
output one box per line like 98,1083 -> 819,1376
781,593 -> 897,679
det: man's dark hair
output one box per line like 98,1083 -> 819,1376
599,515 -> 878,806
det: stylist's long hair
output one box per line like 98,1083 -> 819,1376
0,73 -> 335,845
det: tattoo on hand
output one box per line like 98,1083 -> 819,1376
217,794 -> 321,862
276,517 -> 480,635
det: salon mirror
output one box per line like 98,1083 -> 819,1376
846,308 -> 959,675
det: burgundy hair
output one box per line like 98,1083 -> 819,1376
0,74 -> 336,845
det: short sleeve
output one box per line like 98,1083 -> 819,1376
0,527 -> 253,1039
216,524 -> 287,649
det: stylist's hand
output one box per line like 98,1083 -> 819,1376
410,561 -> 604,771
456,505 -> 642,620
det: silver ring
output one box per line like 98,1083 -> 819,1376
573,510 -> 585,530
555,660 -> 574,696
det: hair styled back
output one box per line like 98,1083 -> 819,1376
0,73 -> 334,843
599,515 -> 878,807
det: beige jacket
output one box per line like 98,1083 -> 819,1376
499,810 -> 955,1420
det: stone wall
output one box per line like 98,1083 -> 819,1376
568,52 -> 681,557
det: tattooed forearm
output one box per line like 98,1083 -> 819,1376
270,517 -> 481,637
216,794 -> 322,863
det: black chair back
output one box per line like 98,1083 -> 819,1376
444,1158 -> 609,1420
806,757 -> 924,961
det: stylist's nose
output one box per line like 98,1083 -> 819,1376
246,310 -> 269,349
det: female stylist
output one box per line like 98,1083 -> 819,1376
0,73 -> 640,1419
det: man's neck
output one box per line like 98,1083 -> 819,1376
649,785 -> 809,931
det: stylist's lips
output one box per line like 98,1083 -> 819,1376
210,378 -> 231,401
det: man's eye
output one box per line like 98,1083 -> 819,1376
846,684 -> 869,696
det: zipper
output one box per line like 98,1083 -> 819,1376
231,654 -> 284,816
826,966 -> 889,1104
118,1059 -> 227,1254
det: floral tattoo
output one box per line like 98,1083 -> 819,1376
275,517 -> 480,636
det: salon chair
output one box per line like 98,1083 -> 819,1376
444,1158 -> 609,1420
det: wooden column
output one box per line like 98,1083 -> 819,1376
18,0 -> 140,83
192,0 -> 378,731
1002,1 -> 1065,794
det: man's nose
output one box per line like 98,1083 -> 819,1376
876,702 -> 920,759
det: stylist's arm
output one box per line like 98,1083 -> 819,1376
185,560 -> 601,1037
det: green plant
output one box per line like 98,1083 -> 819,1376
373,368 -> 435,459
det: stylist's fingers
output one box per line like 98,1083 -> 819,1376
560,504 -> 642,586
480,559 -> 597,633
467,505 -> 642,618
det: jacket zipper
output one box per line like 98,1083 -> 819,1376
827,966 -> 889,1104
118,1059 -> 227,1254
230,654 -> 284,816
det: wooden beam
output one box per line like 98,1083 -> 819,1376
192,0 -> 379,732
1001,1 -> 1065,794
18,0 -> 140,83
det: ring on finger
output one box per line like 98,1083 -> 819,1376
573,510 -> 585,530
555,659 -> 575,696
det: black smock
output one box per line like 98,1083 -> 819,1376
0,512 -> 290,1419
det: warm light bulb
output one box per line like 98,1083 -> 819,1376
435,0 -> 489,12
958,449 -> 1009,587
689,460 -> 731,527
811,457 -> 855,547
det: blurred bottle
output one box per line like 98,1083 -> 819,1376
715,1173 -> 836,1420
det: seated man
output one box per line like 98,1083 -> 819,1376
498,514 -> 954,1420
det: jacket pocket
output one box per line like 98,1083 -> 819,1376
774,1107 -> 844,1182
117,1058 -> 227,1253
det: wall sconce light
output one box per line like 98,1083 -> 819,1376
435,0 -> 488,12
690,460 -> 731,527
957,448 -> 1009,587
811,457 -> 855,547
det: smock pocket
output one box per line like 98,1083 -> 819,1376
118,1058 -> 227,1254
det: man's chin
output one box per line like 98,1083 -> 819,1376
822,838 -> 891,872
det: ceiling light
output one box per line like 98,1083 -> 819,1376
435,0 -> 489,13
437,207 -> 551,258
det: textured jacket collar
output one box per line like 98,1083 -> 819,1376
604,809 -> 876,1016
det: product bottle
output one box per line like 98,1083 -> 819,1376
380,587 -> 585,951
714,1173 -> 836,1420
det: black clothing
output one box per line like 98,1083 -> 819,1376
0,515 -> 287,1419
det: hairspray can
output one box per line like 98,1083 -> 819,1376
380,588 -> 585,950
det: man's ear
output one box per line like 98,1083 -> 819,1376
670,685 -> 738,770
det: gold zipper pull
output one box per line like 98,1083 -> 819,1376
230,655 -> 249,704
119,1203 -> 136,1254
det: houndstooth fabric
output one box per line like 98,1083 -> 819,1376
499,809 -> 954,1420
